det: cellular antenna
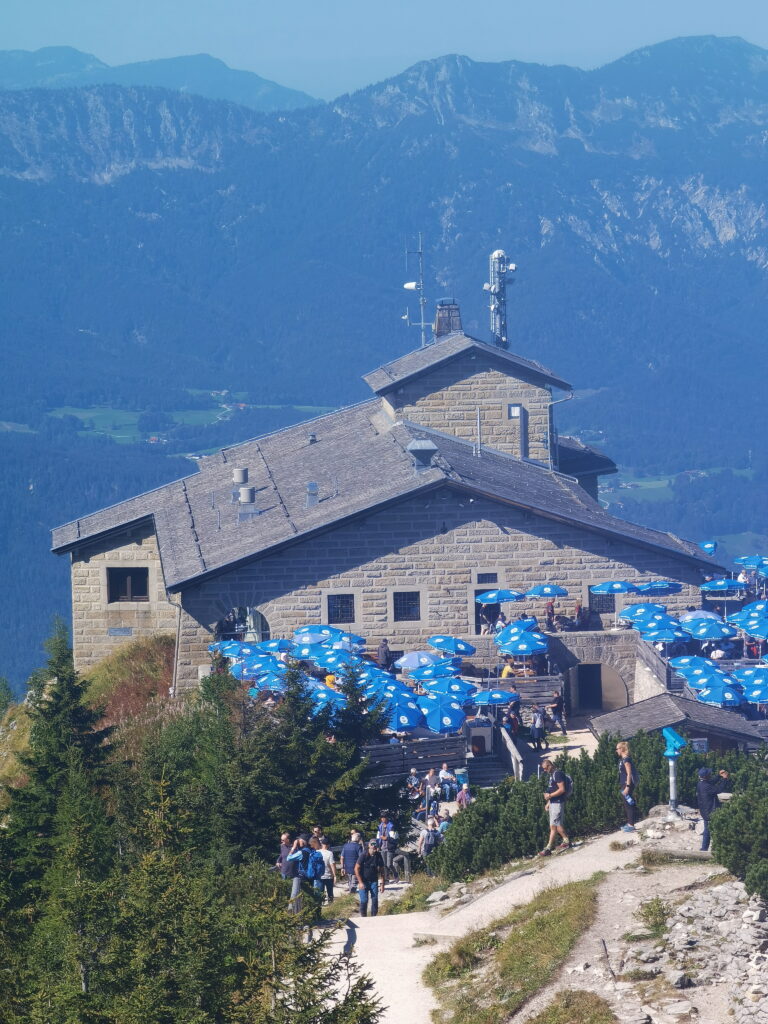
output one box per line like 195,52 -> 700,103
403,232 -> 430,348
483,249 -> 517,349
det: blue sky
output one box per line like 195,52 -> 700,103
3,0 -> 768,98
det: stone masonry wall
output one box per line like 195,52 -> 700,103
70,521 -> 178,671
175,487 -> 704,691
382,353 -> 554,462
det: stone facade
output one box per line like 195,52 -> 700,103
380,352 -> 554,462
70,520 -> 177,671
174,487 -> 703,691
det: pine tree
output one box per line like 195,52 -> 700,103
0,676 -> 13,719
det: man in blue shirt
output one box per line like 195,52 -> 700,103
538,758 -> 572,856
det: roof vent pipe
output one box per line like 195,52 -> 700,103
306,482 -> 319,508
232,467 -> 248,485
308,432 -> 317,444
406,438 -> 438,473
239,486 -> 255,504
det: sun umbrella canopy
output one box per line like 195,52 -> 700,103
367,681 -> 413,700
618,603 -> 668,621
219,642 -> 261,659
208,640 -> 232,652
590,581 -> 640,594
293,625 -> 344,644
424,678 -> 478,699
641,628 -> 689,643
473,689 -> 515,705
696,684 -> 744,708
681,619 -> 738,641
758,566 -> 768,579
394,651 -> 442,670
669,656 -> 716,669
679,609 -> 721,621
498,633 -> 549,656
250,670 -> 290,690
416,694 -> 466,734
475,588 -> 525,604
636,581 -> 683,595
382,695 -> 423,730
230,656 -> 282,678
733,666 -> 768,684
676,665 -> 732,682
310,686 -> 347,706
495,619 -> 539,644
743,684 -> 768,704
316,650 -> 364,670
743,601 -> 768,616
332,632 -> 366,647
700,578 -> 748,593
699,541 -> 718,555
632,615 -> 681,633
408,664 -> 457,682
740,619 -> 768,640
427,635 -> 477,656
358,667 -> 398,684
734,555 -> 768,568
525,584 -> 569,598
252,638 -> 293,653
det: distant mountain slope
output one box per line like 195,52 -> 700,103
0,46 -> 319,111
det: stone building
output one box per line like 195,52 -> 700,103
52,327 -> 719,705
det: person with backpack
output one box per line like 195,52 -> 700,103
529,705 -> 549,752
340,831 -> 364,893
538,758 -> 573,856
355,840 -> 386,916
377,815 -> 399,884
616,741 -> 638,832
418,817 -> 442,875
697,766 -> 730,851
306,837 -> 327,895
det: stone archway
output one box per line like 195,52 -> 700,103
215,605 -> 271,642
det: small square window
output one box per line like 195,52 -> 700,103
508,404 -> 522,419
107,567 -> 149,603
477,572 -> 498,585
327,594 -> 355,624
393,591 -> 421,622
589,592 -> 615,614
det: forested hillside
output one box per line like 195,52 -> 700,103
2,34 -> 768,687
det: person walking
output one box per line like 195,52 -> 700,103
377,814 -> 397,883
355,840 -> 386,917
456,782 -> 473,809
417,817 -> 443,875
318,838 -> 337,903
529,705 -> 548,752
616,741 -> 638,832
538,758 -> 572,856
697,767 -> 730,851
340,831 -> 364,892
547,691 -> 567,735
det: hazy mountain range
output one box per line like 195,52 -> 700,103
2,34 -> 768,688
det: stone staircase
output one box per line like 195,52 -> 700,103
466,750 -> 510,788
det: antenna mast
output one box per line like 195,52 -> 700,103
483,249 -> 516,349
403,232 -> 430,348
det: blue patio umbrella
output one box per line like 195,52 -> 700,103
416,694 -> 466,734
640,627 -> 689,643
701,578 -> 748,593
316,650 -> 364,670
383,695 -> 424,731
743,684 -> 768,704
230,656 -> 282,678
408,664 -> 457,682
589,581 -> 641,594
331,632 -> 366,647
219,641 -> 261,659
618,603 -> 667,621
427,635 -> 477,656
682,619 -> 738,641
293,625 -> 344,644
498,633 -> 549,656
676,665 -> 731,683
208,640 -> 231,652
696,684 -> 744,708
358,667 -> 398,684
679,609 -> 721,621
636,581 -> 683,595
525,584 -> 569,598
669,656 -> 715,669
310,687 -> 348,707
734,555 -> 768,568
495,619 -> 539,644
250,670 -> 290,690
424,678 -> 478,700
759,566 -> 768,579
291,642 -> 330,661
366,681 -> 413,701
743,601 -> 768,615
247,680 -> 286,697
733,667 -> 768,686
631,615 -> 680,632
740,618 -> 768,640
475,588 -> 525,604
252,638 -> 294,653
680,674 -> 719,691
699,541 -> 718,555
394,651 -> 442,670
473,689 -> 515,705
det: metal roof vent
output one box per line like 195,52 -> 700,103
232,467 -> 249,485
308,432 -> 317,444
306,481 -> 319,508
239,486 -> 255,505
407,438 -> 438,473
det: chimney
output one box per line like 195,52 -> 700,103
306,481 -> 319,508
308,432 -> 317,444
433,297 -> 462,339
407,438 -> 438,473
232,467 -> 248,485
238,486 -> 255,504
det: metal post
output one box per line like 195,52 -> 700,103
668,757 -> 678,812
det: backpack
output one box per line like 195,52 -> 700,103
422,829 -> 441,855
297,849 -> 312,879
562,773 -> 574,799
307,850 -> 325,881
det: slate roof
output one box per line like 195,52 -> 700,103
589,693 -> 764,746
556,435 -> 617,478
362,333 -> 572,393
52,397 -> 720,590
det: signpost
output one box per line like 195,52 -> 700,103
662,727 -> 687,813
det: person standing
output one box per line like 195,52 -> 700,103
538,758 -> 572,856
616,741 -> 638,832
377,814 -> 396,883
547,691 -> 567,735
276,831 -> 292,879
417,817 -> 443,875
529,705 -> 548,752
355,840 -> 386,917
456,782 -> 473,809
340,831 -> 364,893
376,638 -> 392,669
318,838 -> 337,903
697,767 -> 730,851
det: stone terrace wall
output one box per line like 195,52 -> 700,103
381,352 -> 553,462
70,521 -> 178,671
175,487 -> 704,691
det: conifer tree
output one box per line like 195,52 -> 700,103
0,676 -> 13,719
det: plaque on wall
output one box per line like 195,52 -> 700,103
107,627 -> 133,636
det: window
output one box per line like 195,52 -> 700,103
589,592 -> 615,614
393,591 -> 421,622
508,404 -> 522,419
327,594 -> 355,624
107,567 -> 149,603
477,572 -> 498,585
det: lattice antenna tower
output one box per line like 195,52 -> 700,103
402,232 -> 430,348
483,249 -> 517,349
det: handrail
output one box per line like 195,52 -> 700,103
496,727 -> 525,781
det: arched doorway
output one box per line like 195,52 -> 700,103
216,606 -> 271,643
573,663 -> 629,712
